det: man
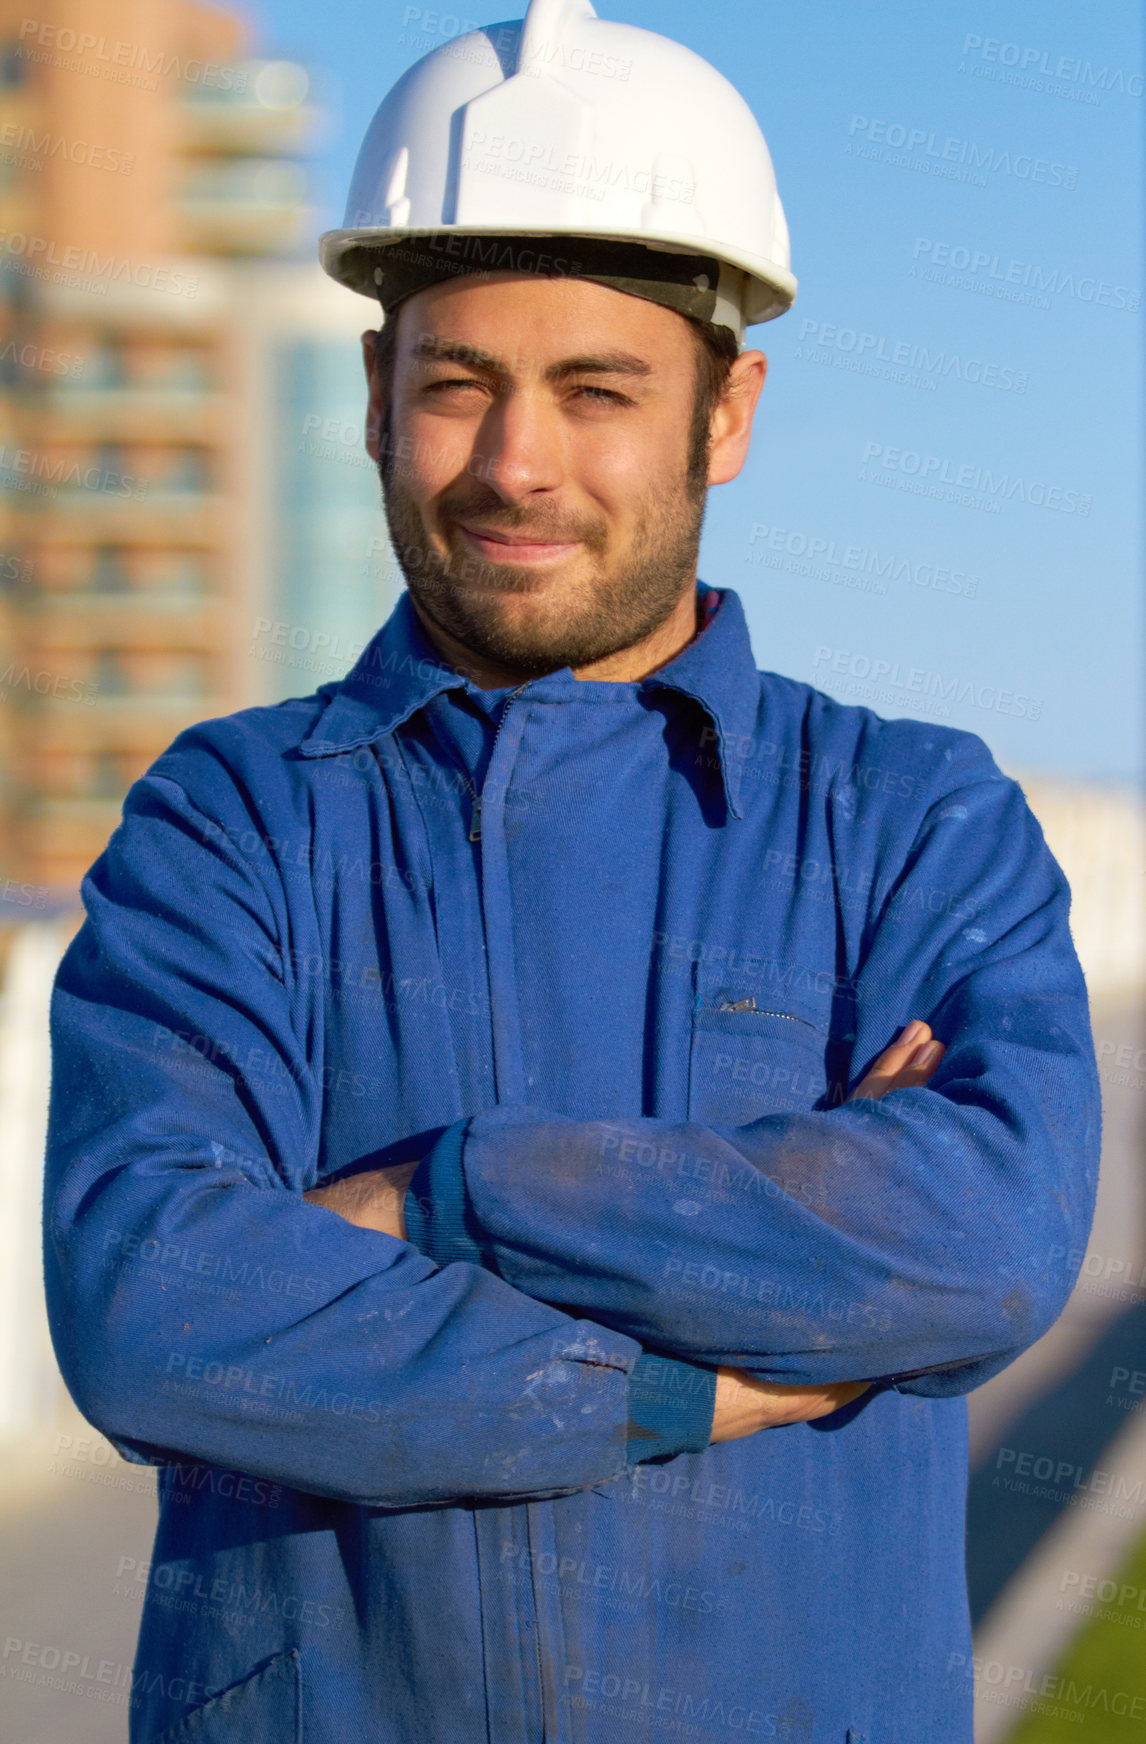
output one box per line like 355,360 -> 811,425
44,3 -> 1099,1741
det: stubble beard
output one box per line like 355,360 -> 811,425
377,429 -> 709,677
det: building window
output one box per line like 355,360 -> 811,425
0,548 -> 31,592
161,450 -> 211,494
0,263 -> 30,310
0,335 -> 26,389
92,443 -> 130,485
87,341 -> 130,390
89,547 -> 129,592
159,350 -> 212,391
0,43 -> 27,89
166,553 -> 209,593
91,650 -> 129,697
88,751 -> 125,799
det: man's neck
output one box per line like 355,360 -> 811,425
410,584 -> 702,691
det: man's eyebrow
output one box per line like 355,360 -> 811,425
408,338 -> 654,381
409,337 -> 505,373
546,352 -> 654,381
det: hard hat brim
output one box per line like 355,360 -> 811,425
318,226 -> 797,326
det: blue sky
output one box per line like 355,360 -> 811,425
245,0 -> 1143,783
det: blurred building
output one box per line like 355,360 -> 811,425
0,0 -> 396,895
228,259 -> 405,714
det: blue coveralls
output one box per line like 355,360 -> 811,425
43,585 -> 1099,1743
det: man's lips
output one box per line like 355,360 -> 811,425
455,522 -> 580,564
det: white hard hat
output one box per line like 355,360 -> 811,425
318,0 -> 795,347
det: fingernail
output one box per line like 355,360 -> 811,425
911,1040 -> 941,1067
900,1020 -> 926,1047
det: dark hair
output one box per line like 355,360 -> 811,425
685,317 -> 739,487
688,317 -> 740,418
369,302 -> 740,485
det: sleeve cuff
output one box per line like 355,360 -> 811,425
404,1118 -> 491,1268
625,1352 -> 716,1463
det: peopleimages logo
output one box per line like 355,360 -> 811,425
797,319 -> 1028,392
847,116 -> 1079,189
0,228 -> 198,296
17,18 -> 249,91
859,440 -> 1091,516
0,123 -> 134,174
812,646 -> 1042,721
993,1445 -> 1145,1517
563,1663 -> 780,1733
747,524 -> 979,598
959,34 -> 1143,99
462,131 -> 695,206
911,239 -> 1140,312
945,1651 -> 1146,1720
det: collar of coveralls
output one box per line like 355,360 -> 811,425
296,582 -> 754,820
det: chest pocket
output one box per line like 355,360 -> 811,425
687,985 -> 835,1125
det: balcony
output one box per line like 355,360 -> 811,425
35,386 -> 227,444
10,489 -> 227,545
11,692 -> 227,752
21,590 -> 226,650
15,800 -> 126,881
176,157 -> 312,256
176,60 -> 318,157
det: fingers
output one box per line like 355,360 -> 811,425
884,1039 -> 945,1093
710,1371 -> 873,1440
768,1380 -> 870,1423
848,1020 -> 946,1102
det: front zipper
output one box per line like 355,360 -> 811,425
469,685 -> 529,842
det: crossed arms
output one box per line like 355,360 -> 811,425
42,736 -> 1101,1509
304,1024 -> 946,1444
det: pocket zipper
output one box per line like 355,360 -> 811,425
715,998 -> 819,1031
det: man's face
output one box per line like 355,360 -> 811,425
364,273 -> 721,676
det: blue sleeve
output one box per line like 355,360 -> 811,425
403,745 -> 1101,1396
624,1352 -> 716,1460
407,1125 -> 715,1461
404,1121 -> 484,1263
42,759 -> 643,1509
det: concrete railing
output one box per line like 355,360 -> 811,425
0,921 -> 75,1442
1012,774 -> 1146,1005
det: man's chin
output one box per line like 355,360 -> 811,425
410,571 -> 632,673
416,550 -> 598,629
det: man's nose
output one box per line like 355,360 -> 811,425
474,388 -> 566,503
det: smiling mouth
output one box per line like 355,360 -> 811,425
455,523 -> 581,564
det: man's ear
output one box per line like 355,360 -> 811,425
362,329 -> 385,464
706,350 -> 767,488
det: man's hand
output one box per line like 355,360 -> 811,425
303,1159 -> 419,1239
709,1368 -> 870,1441
847,1016 -> 945,1100
710,1019 -> 945,1443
